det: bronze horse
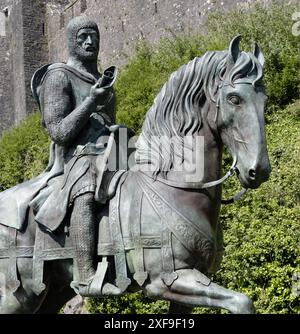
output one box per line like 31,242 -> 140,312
0,36 -> 271,314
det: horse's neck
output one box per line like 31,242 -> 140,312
135,100 -> 222,188
163,118 -> 222,230
165,117 -> 222,187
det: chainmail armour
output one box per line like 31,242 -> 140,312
70,193 -> 96,282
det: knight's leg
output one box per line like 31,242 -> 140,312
71,192 -> 96,283
70,193 -> 121,296
145,269 -> 255,314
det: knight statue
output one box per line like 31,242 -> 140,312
0,16 -> 126,297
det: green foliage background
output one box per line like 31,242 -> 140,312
0,0 -> 299,313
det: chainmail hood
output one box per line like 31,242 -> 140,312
66,16 -> 100,60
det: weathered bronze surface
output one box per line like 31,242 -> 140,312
0,16 -> 271,313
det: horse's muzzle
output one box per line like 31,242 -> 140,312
236,163 -> 271,189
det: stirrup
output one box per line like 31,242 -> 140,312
71,279 -> 121,297
70,261 -> 122,297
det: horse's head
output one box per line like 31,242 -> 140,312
216,36 -> 271,189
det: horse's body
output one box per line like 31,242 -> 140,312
0,37 -> 271,314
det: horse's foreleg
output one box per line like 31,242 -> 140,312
146,269 -> 255,314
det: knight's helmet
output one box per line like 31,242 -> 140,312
66,16 -> 100,59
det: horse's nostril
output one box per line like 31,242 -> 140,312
249,169 -> 256,179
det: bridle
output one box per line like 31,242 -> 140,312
141,154 -> 247,205
139,80 -> 254,205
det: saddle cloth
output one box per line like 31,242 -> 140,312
96,170 -> 215,289
0,170 -> 215,295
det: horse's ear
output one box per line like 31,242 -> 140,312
253,42 -> 265,67
227,35 -> 242,67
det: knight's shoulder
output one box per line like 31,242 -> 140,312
44,63 -> 71,79
38,65 -> 73,92
32,63 -> 69,88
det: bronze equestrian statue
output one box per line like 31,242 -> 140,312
0,16 -> 271,314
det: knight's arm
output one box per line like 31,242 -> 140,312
42,70 -> 96,146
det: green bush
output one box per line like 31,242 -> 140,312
0,0 -> 298,314
0,112 -> 50,190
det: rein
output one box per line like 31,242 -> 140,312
140,155 -> 248,205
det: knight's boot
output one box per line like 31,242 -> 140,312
70,193 -> 121,297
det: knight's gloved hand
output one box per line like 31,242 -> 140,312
89,83 -> 112,105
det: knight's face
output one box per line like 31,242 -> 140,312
74,28 -> 99,60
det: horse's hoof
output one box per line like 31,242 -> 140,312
234,294 -> 256,314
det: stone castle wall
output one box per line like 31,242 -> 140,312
46,0 -> 247,69
0,0 -> 14,134
0,0 -> 49,133
0,0 -> 259,134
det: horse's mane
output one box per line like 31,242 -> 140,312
135,50 -> 264,176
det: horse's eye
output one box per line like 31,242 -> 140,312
227,95 -> 241,106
